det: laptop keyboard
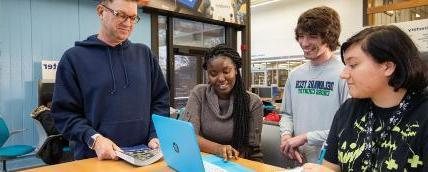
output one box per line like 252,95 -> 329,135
203,161 -> 227,172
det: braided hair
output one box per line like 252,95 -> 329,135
202,44 -> 250,149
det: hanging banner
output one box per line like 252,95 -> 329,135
145,0 -> 247,25
392,19 -> 428,52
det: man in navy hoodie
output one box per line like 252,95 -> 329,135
51,0 -> 169,160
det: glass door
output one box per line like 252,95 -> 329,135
173,53 -> 202,109
170,18 -> 225,108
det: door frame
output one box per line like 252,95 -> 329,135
171,45 -> 207,108
148,13 -> 246,106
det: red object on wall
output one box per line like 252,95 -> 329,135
241,44 -> 248,52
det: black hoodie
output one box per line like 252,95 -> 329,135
52,35 -> 169,159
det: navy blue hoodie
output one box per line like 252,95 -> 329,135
52,35 -> 169,159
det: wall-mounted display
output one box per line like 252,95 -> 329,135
146,0 -> 247,25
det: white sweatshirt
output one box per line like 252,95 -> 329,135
279,57 -> 349,146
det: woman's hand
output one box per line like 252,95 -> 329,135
215,144 -> 239,161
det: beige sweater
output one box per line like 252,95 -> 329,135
182,84 -> 264,161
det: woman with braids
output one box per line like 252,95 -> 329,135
182,44 -> 264,161
304,25 -> 428,171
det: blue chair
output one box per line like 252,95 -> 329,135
0,117 -> 34,172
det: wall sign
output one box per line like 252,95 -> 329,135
393,19 -> 428,52
41,60 -> 59,80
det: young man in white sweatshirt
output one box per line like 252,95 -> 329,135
279,6 -> 349,164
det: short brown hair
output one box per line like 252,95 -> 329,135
295,6 -> 341,51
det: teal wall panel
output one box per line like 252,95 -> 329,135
131,12 -> 151,47
78,0 -> 100,40
0,0 -> 151,170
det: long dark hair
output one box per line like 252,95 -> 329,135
202,44 -> 250,149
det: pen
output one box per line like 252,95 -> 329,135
317,143 -> 327,164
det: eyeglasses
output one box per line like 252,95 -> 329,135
101,4 -> 140,24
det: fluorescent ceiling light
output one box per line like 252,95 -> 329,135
251,0 -> 280,8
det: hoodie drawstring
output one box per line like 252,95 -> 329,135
107,48 -> 117,95
107,47 -> 130,95
120,47 -> 130,88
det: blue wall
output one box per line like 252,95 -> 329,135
0,0 -> 151,169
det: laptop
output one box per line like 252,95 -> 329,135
152,115 -> 253,172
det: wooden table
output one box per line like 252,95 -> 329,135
21,155 -> 284,172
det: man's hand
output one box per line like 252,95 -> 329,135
215,144 -> 239,161
280,134 -> 292,153
280,133 -> 307,164
93,136 -> 121,160
148,138 -> 160,149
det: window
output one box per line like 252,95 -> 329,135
267,70 -> 277,86
173,18 -> 225,48
365,0 -> 428,26
173,55 -> 199,108
158,16 -> 167,78
251,60 -> 305,87
253,72 -> 265,86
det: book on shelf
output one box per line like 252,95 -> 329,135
116,144 -> 163,166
